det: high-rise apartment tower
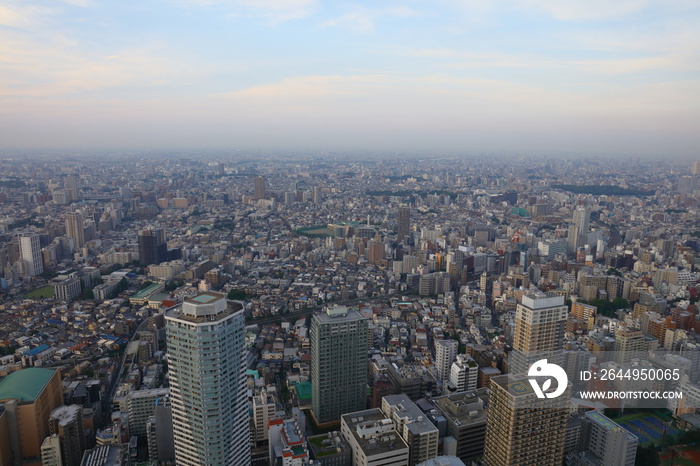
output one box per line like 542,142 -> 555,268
165,292 -> 249,465
310,306 -> 368,424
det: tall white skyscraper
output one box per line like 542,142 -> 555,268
435,339 -> 458,385
165,292 -> 249,465
569,411 -> 637,466
568,207 -> 590,253
20,234 -> 43,276
449,354 -> 478,392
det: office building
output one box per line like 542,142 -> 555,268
432,389 -> 489,463
397,206 -> 410,244
165,292 -> 249,465
41,434 -> 63,466
368,242 -> 385,265
568,208 -> 590,253
268,418 -> 309,466
0,408 -> 10,466
416,457 -> 465,466
340,408 -> 409,466
307,431 -> 352,465
53,277 -> 82,301
19,234 -> 43,276
510,293 -> 568,375
126,388 -> 169,437
381,395 -> 439,465
146,399 -> 175,465
435,340 -> 458,385
571,302 -> 597,331
568,411 -> 637,466
0,368 -> 63,464
49,404 -> 86,466
64,175 -> 79,202
137,228 -> 167,266
311,306 -> 368,425
254,176 -> 267,200
537,239 -> 567,260
387,362 -> 437,401
79,445 -> 129,466
253,388 -> 278,444
484,374 -> 570,466
65,212 -> 85,250
449,355 -> 478,392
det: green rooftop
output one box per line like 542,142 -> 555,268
131,283 -> 163,300
0,368 -> 57,402
295,381 -> 312,400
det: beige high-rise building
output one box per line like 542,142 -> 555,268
64,175 -> 79,202
0,368 -> 63,465
614,327 -> 657,364
40,434 -> 63,466
484,374 -> 570,466
252,389 -> 277,444
254,176 -> 266,200
692,160 -> 700,176
510,293 -> 568,375
571,302 -> 597,331
65,212 -> 85,250
0,408 -> 12,466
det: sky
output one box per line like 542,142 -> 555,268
1,0 -> 699,156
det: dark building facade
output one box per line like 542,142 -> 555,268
138,228 -> 167,266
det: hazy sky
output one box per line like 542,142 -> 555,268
1,0 -> 699,155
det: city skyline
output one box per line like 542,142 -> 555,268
0,156 -> 699,464
1,1 -> 699,156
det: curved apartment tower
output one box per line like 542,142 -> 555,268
165,292 -> 249,465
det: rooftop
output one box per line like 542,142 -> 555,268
0,368 -> 57,402
307,432 -> 348,459
521,293 -> 565,309
186,292 -> 221,304
416,456 -> 466,466
131,283 -> 164,300
81,445 -> 127,466
432,389 -> 489,427
50,404 -> 81,426
383,394 -> 438,435
313,307 -> 364,324
166,291 -> 242,323
585,411 -> 635,437
341,409 -> 408,457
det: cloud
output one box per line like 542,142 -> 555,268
521,0 -> 652,21
177,0 -> 318,23
2,73 -> 698,154
214,73 -> 699,120
321,5 -> 423,31
0,4 -> 54,28
0,31 -> 196,98
58,0 -> 94,7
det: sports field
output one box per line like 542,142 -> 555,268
660,446 -> 700,465
616,411 -> 679,446
24,285 -> 54,299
